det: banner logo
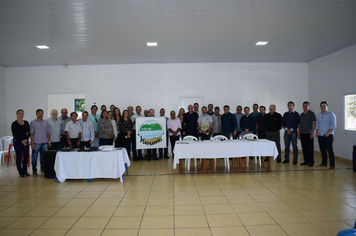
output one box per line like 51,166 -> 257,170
138,120 -> 164,146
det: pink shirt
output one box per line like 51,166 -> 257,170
167,118 -> 182,136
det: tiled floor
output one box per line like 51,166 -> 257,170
0,153 -> 355,236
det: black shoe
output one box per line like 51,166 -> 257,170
308,163 -> 314,167
154,158 -> 159,160
24,173 -> 30,176
300,162 -> 309,166
147,158 -> 151,161
264,158 -> 269,161
19,174 -> 25,178
293,161 -> 297,165
134,158 -> 138,161
282,160 -> 289,164
277,159 -> 281,163
164,155 -> 169,159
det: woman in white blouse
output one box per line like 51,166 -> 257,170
107,111 -> 117,145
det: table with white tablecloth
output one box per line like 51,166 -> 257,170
54,149 -> 131,182
173,139 -> 278,173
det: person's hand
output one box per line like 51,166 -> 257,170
21,140 -> 28,146
95,131 -> 99,138
107,133 -> 113,138
31,143 -> 35,150
68,141 -> 72,147
297,134 -> 300,140
127,131 -> 131,136
286,129 -> 292,135
90,140 -> 93,145
202,130 -> 207,135
113,138 -> 116,141
233,130 -> 237,137
310,133 -> 314,139
315,131 -> 319,138
325,132 -> 330,137
48,142 -> 51,149
245,129 -> 249,133
77,141 -> 80,147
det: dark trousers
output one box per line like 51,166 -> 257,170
131,130 -> 142,158
99,138 -> 112,146
13,140 -> 29,175
69,138 -> 79,148
300,134 -> 314,164
118,134 -> 131,156
284,130 -> 298,162
147,149 -> 157,159
258,132 -> 266,139
318,135 -> 335,167
170,136 -> 179,154
199,133 -> 211,141
213,133 -> 222,136
266,130 -> 281,160
49,142 -> 60,151
80,141 -> 91,149
59,135 -> 68,149
159,134 -> 169,157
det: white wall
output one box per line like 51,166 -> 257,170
309,44 -> 356,160
5,62 -> 308,151
0,66 -> 6,138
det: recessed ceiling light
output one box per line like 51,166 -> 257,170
36,45 -> 49,49
256,42 -> 268,46
147,42 -> 157,46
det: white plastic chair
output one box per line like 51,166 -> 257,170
243,134 -> 261,166
0,136 -> 14,166
183,136 -> 198,170
213,135 -> 230,169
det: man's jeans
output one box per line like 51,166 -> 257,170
284,130 -> 298,162
32,143 -> 47,172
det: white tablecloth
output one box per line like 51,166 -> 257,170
173,139 -> 278,169
54,149 -> 131,182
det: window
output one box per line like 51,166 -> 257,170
74,99 -> 85,119
344,94 -> 356,131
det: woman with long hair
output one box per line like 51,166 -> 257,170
107,111 -> 117,145
98,110 -> 114,145
11,109 -> 30,177
113,107 -> 121,147
117,110 -> 133,159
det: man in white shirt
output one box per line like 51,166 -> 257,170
131,106 -> 144,160
65,112 -> 82,148
79,111 -> 94,148
167,110 -> 182,155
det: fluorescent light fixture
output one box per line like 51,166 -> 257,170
36,45 -> 49,49
256,41 -> 268,46
147,42 -> 158,46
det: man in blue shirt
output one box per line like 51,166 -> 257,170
221,105 -> 237,138
234,106 -> 244,137
282,101 -> 300,164
250,103 -> 260,134
316,101 -> 337,170
240,107 -> 255,136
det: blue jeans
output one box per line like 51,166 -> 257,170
59,135 -> 68,150
32,143 -> 47,172
93,137 -> 99,147
131,130 -> 142,158
284,130 -> 298,161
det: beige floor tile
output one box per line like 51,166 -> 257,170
65,198 -> 96,207
53,206 -> 88,217
39,216 -> 80,230
0,206 -> 34,216
72,216 -> 110,230
83,206 -> 116,217
269,211 -> 308,224
339,198 -> 356,207
313,221 -> 351,236
174,205 -> 204,215
221,189 -> 248,196
39,198 -> 71,207
140,216 -> 174,229
92,198 -> 121,207
0,199 -> 21,207
147,197 -> 173,206
298,210 -> 341,222
0,216 -> 19,228
327,208 -> 356,220
246,188 -> 273,195
175,215 -> 208,228
252,194 -> 283,203
174,190 -> 199,197
12,198 -> 45,207
239,212 -> 276,226
124,190 -> 150,198
203,204 -> 235,215
65,229 -> 103,236
98,191 -> 125,198
207,214 -> 242,227
6,216 -> 48,229
0,229 -> 34,236
101,229 -> 138,236
210,226 -> 249,236
175,227 -> 211,236
51,191 -> 80,199
226,195 -> 256,204
175,197 -> 201,205
144,205 -> 173,216
25,206 -> 61,217
30,229 -> 67,236
246,225 -> 288,236
314,199 -> 350,209
74,191 -> 102,199
280,223 -> 325,236
197,189 -> 223,196
120,197 -> 147,206
231,203 -> 265,214
288,201 -> 323,211
200,196 -> 229,205
106,216 -> 142,229
149,190 -> 174,198
138,228 -> 174,236
322,191 -> 356,199
259,202 -> 294,212
114,206 -> 145,216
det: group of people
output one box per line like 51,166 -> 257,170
10,100 -> 336,177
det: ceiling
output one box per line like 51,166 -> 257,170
1,0 -> 356,67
